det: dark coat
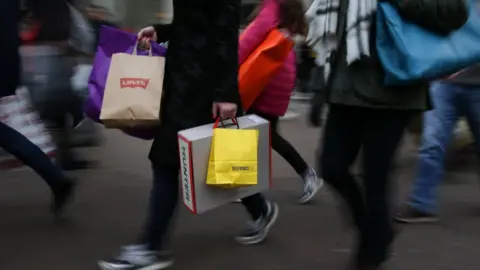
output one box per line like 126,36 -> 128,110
0,0 -> 20,97
314,0 -> 431,111
149,0 -> 242,168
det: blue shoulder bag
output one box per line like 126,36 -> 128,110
376,0 -> 480,86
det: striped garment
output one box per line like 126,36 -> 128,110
305,0 -> 377,66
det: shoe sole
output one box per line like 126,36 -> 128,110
298,178 -> 324,204
235,203 -> 279,246
393,216 -> 439,224
98,260 -> 174,270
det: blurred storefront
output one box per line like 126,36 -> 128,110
74,0 -> 172,30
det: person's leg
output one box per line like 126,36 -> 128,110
241,193 -> 268,220
462,86 -> 480,163
268,116 -> 309,175
236,193 -> 279,245
461,86 -> 480,189
45,108 -> 93,170
358,109 -> 414,267
98,165 -> 178,270
28,53 -> 90,171
0,121 -> 75,215
395,82 -> 460,223
320,105 -> 365,233
256,111 -> 322,203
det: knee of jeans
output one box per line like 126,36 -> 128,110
418,134 -> 449,157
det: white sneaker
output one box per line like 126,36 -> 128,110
298,168 -> 323,204
98,245 -> 174,270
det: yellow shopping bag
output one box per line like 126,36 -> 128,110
206,118 -> 259,188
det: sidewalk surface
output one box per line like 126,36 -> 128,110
1,113 -> 479,270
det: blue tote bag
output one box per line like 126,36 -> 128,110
376,1 -> 480,86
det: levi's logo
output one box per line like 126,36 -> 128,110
120,78 -> 150,89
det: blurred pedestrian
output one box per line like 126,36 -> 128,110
98,1 -> 278,270
1,0 -> 76,218
20,0 -> 93,170
395,66 -> 480,224
306,0 -> 429,268
240,0 -> 323,204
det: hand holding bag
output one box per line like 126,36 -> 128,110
86,26 -> 167,140
99,44 -> 165,128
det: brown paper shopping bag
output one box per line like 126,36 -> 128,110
100,46 -> 165,128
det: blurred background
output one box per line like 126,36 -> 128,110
69,0 -> 313,28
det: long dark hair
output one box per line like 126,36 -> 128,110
278,0 -> 307,36
23,0 -> 71,41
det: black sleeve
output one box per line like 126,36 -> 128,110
212,0 -> 241,104
0,0 -> 20,97
153,24 -> 172,43
394,0 -> 468,35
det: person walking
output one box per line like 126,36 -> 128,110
240,0 -> 323,204
1,0 -> 76,218
394,66 -> 480,223
98,1 -> 278,270
20,0 -> 92,171
305,0 -> 433,268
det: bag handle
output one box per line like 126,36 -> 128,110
213,117 -> 239,129
132,41 -> 153,56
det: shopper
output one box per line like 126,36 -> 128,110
240,0 -> 323,204
98,2 -> 278,270
306,0 -> 430,268
0,0 -> 76,218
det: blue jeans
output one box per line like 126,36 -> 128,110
0,121 -> 64,190
409,82 -> 480,214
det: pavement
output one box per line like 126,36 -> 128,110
1,108 -> 480,270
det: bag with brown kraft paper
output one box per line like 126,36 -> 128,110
100,44 -> 165,128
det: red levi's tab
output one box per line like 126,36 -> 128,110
120,78 -> 150,89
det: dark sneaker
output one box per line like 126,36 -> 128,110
235,201 -> 279,245
350,264 -> 384,270
52,177 -> 77,218
98,245 -> 174,270
298,168 -> 323,204
393,205 -> 438,224
60,159 -> 97,171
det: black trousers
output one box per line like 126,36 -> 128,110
140,165 -> 267,251
250,111 -> 309,176
320,105 -> 415,265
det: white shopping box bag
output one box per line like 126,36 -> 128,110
0,87 -> 55,170
178,115 -> 272,214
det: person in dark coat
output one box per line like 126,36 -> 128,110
305,0 -> 432,269
0,0 -> 76,218
98,1 -> 278,270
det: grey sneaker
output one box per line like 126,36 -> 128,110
235,201 -> 279,245
298,168 -> 323,204
98,245 -> 174,270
